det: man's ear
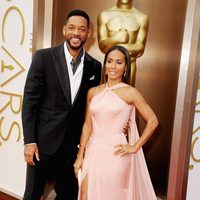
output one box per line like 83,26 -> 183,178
62,25 -> 66,36
87,29 -> 92,38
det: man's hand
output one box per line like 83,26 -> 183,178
24,144 -> 40,166
122,121 -> 130,141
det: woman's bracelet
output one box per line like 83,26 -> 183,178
77,144 -> 86,149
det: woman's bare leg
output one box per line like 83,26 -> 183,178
80,175 -> 88,200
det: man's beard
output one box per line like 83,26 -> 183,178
66,38 -> 86,50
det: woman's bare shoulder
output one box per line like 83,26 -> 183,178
88,84 -> 106,99
124,85 -> 140,95
121,85 -> 143,104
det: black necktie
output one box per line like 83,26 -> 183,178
70,49 -> 83,75
70,59 -> 78,74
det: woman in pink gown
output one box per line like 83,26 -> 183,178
74,45 -> 159,200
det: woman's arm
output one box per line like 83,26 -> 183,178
115,87 -> 158,156
73,87 -> 94,176
130,87 -> 158,151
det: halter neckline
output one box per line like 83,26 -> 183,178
106,82 -> 128,90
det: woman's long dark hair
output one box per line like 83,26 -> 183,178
102,45 -> 131,83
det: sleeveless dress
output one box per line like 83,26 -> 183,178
78,82 -> 157,200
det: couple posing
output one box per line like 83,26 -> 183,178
22,9 -> 158,200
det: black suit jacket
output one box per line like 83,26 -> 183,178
22,44 -> 102,156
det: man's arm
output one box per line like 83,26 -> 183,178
94,61 -> 102,85
22,50 -> 45,144
22,50 -> 45,165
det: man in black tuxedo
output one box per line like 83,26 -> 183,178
22,10 -> 102,200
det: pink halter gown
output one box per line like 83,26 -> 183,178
78,82 -> 157,200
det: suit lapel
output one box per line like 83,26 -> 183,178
52,44 -> 71,106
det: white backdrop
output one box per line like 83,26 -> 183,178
187,75 -> 200,200
0,0 -> 33,198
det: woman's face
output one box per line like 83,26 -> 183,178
105,49 -> 126,82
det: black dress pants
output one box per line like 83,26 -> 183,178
23,142 -> 78,200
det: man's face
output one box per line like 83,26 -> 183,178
63,16 -> 89,50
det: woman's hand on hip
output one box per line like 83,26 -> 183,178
114,143 -> 138,156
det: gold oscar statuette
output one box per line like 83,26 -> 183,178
97,0 -> 149,85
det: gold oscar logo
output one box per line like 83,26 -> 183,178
189,76 -> 200,170
0,3 -> 30,146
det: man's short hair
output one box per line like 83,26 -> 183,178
66,9 -> 90,28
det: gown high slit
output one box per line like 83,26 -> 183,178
78,82 -> 157,200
